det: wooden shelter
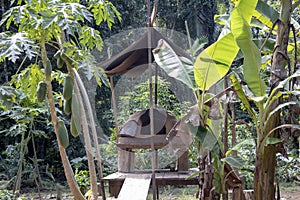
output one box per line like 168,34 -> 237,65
98,27 -> 248,199
99,28 -> 198,198
100,28 -> 191,76
99,27 -> 192,172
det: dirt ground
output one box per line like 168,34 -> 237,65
280,185 -> 300,200
19,185 -> 300,199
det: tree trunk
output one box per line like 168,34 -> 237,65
40,34 -> 85,200
74,69 -> 106,199
254,1 -> 292,199
1,0 -> 8,83
74,82 -> 98,200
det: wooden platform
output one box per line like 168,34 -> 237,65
102,169 -> 199,198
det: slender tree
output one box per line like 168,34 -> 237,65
0,1 -> 120,199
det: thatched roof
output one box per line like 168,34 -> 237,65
98,28 -> 191,76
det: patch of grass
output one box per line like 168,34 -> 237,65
280,182 -> 300,193
147,186 -> 198,200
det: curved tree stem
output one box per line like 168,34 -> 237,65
40,33 -> 85,200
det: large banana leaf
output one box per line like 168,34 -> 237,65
233,0 -> 259,23
231,8 -> 267,98
153,39 -> 195,90
194,0 -> 259,91
194,33 -> 239,91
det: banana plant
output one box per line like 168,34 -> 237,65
154,39 -> 225,199
153,0 -> 260,198
231,1 -> 300,199
154,0 -> 300,199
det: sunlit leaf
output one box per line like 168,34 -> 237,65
10,64 -> 44,103
90,1 -> 121,28
253,10 -> 274,29
223,155 -> 245,169
0,32 -> 39,63
79,26 -> 103,51
231,4 -> 267,98
265,138 -> 283,146
153,39 -> 195,90
194,33 -> 239,91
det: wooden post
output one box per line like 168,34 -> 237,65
177,151 -> 189,172
232,185 -> 243,200
110,76 -> 119,141
118,149 -> 135,173
148,6 -> 157,198
110,76 -> 127,173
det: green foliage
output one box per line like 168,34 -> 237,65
230,73 -> 257,121
277,149 -> 300,182
233,124 -> 256,189
79,55 -> 109,87
154,1 -> 300,196
79,26 -> 103,51
0,1 -> 121,197
0,32 -> 39,63
0,143 -> 21,180
0,190 -> 26,200
0,0 -> 121,64
10,64 -> 45,104
99,143 -> 118,176
118,77 -> 190,126
194,0 -> 259,92
0,103 -> 49,180
0,190 -> 14,200
71,142 -> 118,177
0,86 -> 26,110
75,169 -> 90,194
231,68 -> 300,145
89,1 -> 121,28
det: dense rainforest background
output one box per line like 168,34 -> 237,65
0,0 -> 299,199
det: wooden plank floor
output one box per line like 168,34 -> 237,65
117,174 -> 151,200
102,169 -> 199,198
